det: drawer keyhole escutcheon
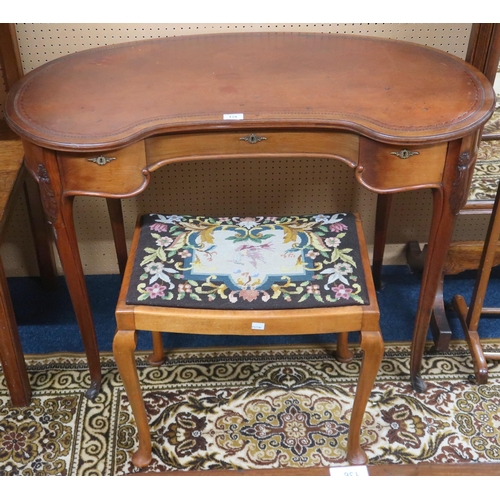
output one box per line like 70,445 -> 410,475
87,155 -> 117,166
390,149 -> 420,159
240,134 -> 267,144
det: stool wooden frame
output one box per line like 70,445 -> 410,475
113,213 -> 384,468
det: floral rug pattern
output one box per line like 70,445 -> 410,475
126,213 -> 369,309
1,343 -> 500,475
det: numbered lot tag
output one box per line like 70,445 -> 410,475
223,113 -> 244,120
329,465 -> 369,477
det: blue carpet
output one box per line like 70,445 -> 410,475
7,265 -> 500,355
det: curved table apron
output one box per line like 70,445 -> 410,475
5,33 -> 496,398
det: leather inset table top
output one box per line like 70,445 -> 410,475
5,32 -> 496,151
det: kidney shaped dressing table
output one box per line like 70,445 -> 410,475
4,32 -> 495,399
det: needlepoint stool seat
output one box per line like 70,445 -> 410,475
113,212 -> 384,468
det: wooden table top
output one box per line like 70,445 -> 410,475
5,32 -> 496,152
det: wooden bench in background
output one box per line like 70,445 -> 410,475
0,24 -> 57,406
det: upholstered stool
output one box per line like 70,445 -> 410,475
113,212 -> 384,468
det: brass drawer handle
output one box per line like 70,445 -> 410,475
390,149 -> 420,159
240,134 -> 267,144
87,155 -> 117,165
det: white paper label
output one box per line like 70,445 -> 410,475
329,465 -> 369,477
223,113 -> 244,120
251,322 -> 265,330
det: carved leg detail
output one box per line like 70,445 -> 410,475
113,329 -> 152,468
148,331 -> 165,366
346,330 -> 384,465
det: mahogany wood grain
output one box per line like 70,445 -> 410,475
357,139 -> 448,193
448,26 -> 500,370
145,131 -> 360,168
409,138 -> 475,392
5,33 -> 495,398
5,34 -> 494,150
448,25 -> 500,372
421,24 -> 500,352
54,196 -> 102,400
58,142 -> 148,197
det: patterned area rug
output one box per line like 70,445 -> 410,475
1,342 -> 500,476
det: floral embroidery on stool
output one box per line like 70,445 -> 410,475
126,213 -> 369,310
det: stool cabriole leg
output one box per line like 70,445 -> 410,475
113,329 -> 152,468
346,330 -> 383,465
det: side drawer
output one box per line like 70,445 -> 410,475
145,130 -> 360,166
357,137 -> 448,191
59,142 -> 147,196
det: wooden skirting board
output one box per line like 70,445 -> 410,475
130,462 -> 500,476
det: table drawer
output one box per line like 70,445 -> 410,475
357,138 -> 448,191
145,130 -> 360,167
58,142 -> 147,196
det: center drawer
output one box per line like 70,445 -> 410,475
145,130 -> 360,167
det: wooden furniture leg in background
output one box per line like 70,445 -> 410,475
0,133 -> 33,406
410,139 -> 470,392
453,182 -> 500,384
23,168 -> 57,284
406,24 -> 500,352
2,22 -> 118,403
406,242 -> 454,351
372,193 -> 393,290
0,253 -> 31,406
106,198 -> 128,278
0,23 -> 59,405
